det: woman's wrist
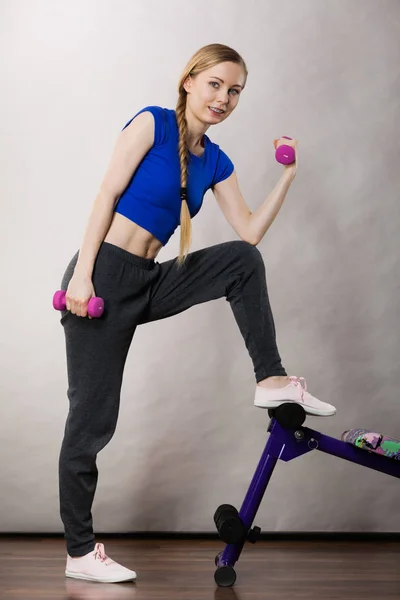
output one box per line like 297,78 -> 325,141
74,262 -> 93,279
282,165 -> 296,182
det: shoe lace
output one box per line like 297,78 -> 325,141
93,543 -> 115,566
288,375 -> 307,402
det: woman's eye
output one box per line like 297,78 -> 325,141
210,82 -> 239,96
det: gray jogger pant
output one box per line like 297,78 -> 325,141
58,240 -> 286,556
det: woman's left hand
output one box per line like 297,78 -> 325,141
273,137 -> 298,178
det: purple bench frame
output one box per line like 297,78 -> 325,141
215,415 -> 400,579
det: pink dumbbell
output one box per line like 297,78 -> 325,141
275,136 -> 296,165
52,290 -> 104,318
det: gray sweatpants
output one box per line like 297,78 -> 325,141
59,240 -> 286,556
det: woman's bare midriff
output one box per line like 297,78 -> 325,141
104,212 -> 164,260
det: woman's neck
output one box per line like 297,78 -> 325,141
184,107 -> 210,153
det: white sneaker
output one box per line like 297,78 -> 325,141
66,578 -> 137,598
254,375 -> 337,417
65,543 -> 137,583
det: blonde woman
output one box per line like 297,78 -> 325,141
59,43 -> 336,583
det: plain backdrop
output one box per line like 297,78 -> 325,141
1,0 -> 399,534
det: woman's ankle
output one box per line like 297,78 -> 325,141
257,375 -> 290,389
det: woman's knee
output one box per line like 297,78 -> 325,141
228,240 -> 264,269
64,396 -> 120,453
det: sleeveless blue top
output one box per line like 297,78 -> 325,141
114,106 -> 234,245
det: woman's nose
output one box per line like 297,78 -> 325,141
217,90 -> 229,104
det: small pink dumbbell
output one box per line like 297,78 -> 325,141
275,136 -> 296,165
52,290 -> 104,318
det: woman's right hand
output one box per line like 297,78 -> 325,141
65,272 -> 96,318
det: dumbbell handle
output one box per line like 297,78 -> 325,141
275,136 -> 296,165
52,290 -> 104,318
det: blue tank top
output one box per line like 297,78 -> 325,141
114,106 -> 234,245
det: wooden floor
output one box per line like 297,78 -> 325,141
1,536 -> 400,599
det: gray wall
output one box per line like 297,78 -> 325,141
1,0 -> 399,534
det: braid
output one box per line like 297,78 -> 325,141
175,91 -> 192,266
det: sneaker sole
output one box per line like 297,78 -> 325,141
254,399 -> 336,417
65,570 -> 137,583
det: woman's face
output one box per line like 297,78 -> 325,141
184,61 -> 246,125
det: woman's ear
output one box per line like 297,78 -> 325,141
183,74 -> 192,93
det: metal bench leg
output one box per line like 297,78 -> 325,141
214,426 -> 283,585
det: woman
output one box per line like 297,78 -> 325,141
59,43 -> 336,584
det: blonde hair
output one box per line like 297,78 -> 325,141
175,43 -> 248,266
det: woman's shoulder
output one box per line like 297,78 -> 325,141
121,106 -> 174,146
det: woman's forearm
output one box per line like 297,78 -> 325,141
248,168 -> 296,245
74,192 -> 117,278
